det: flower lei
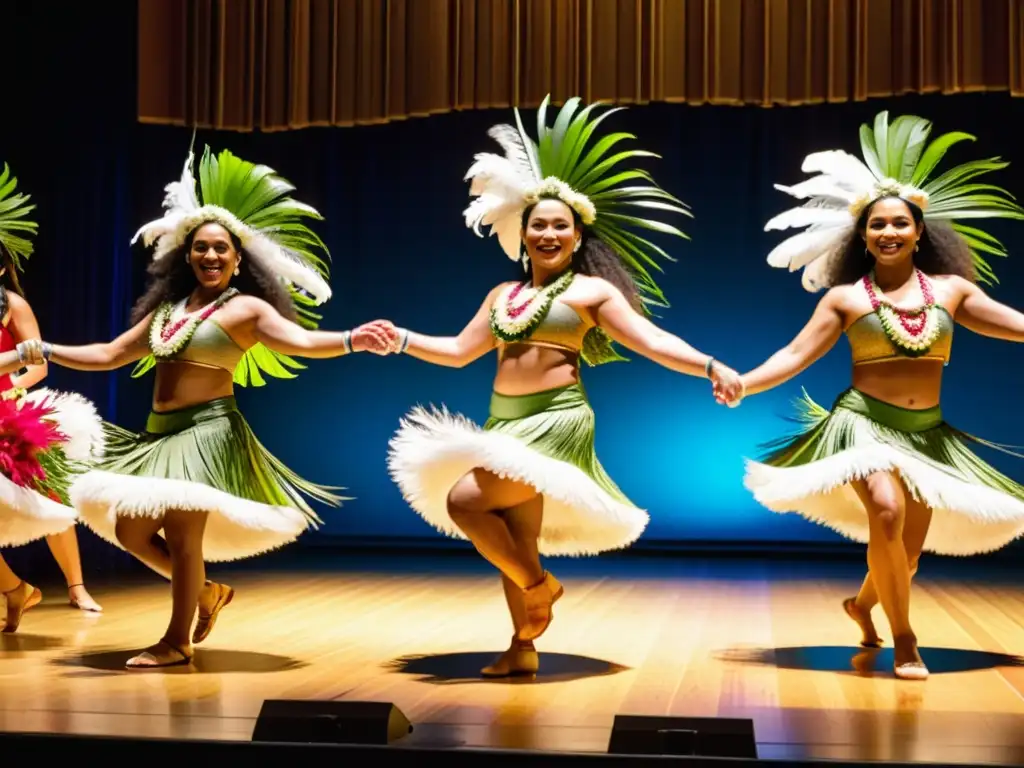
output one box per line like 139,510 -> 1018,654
490,271 -> 575,343
862,269 -> 942,356
149,288 -> 239,360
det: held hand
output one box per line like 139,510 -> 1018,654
709,362 -> 744,407
350,320 -> 397,355
15,339 -> 49,367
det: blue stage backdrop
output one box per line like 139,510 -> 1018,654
5,3 -> 1024,553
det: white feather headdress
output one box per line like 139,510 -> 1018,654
130,144 -> 333,388
132,145 -> 332,304
463,95 -> 691,312
765,111 -> 1024,291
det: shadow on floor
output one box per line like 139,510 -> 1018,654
717,645 -> 1024,676
50,647 -> 307,675
386,650 -> 629,685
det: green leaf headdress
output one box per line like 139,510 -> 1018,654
0,163 -> 38,279
130,145 -> 332,386
463,95 -> 691,315
764,110 -> 1024,291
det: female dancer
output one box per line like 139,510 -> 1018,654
733,111 -> 1024,679
19,146 -> 392,667
0,162 -> 106,631
384,96 -> 743,677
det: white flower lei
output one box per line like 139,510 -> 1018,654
149,288 -> 239,359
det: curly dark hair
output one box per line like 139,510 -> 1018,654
130,221 -> 297,324
824,196 -> 976,288
520,198 -> 644,312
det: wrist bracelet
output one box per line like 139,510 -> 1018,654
41,342 -> 52,361
704,357 -> 715,378
341,330 -> 352,354
398,328 -> 410,353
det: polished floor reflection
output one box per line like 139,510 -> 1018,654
0,551 -> 1022,764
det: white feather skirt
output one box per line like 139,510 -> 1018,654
744,388 -> 1024,555
0,387 -> 106,547
387,384 -> 648,556
70,396 -> 343,562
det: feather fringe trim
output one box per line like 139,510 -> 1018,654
0,470 -> 76,547
745,433 -> 1024,556
387,405 -> 648,557
25,388 -> 106,463
70,471 -> 314,563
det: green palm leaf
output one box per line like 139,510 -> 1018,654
0,164 -> 38,271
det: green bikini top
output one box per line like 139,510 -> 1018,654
846,307 -> 954,366
169,319 -> 246,372
497,299 -> 589,357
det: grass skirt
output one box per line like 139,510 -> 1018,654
70,396 -> 343,562
0,388 -> 105,547
744,388 -> 1024,555
387,383 -> 647,556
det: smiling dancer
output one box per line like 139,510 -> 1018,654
383,96 -> 742,677
732,111 -> 1024,679
0,162 -> 106,632
18,146 -> 392,666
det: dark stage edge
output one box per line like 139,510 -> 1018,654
0,732 -> 987,768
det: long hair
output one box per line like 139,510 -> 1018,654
130,221 -> 297,324
520,198 -> 644,312
825,196 -> 976,287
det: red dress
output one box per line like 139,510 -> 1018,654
0,322 -> 14,394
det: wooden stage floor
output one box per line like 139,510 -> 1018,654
1,550 -> 1023,765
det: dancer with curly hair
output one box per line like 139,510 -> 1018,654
735,112 -> 1024,679
382,97 -> 742,677
19,146 -> 392,666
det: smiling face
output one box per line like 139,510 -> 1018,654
187,222 -> 241,291
522,198 -> 579,273
862,197 -> 923,268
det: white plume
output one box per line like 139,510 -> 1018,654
765,222 -> 853,271
773,176 -> 859,205
800,150 -> 878,194
462,122 -> 543,261
764,203 -> 853,232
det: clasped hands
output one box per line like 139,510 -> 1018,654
350,319 -> 402,355
708,361 -> 745,407
15,339 -> 49,366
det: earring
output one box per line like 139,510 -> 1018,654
521,251 -> 530,273
914,242 -> 920,252
573,239 -> 581,253
234,265 -> 240,276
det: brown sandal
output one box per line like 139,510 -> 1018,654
3,581 -> 41,634
518,572 -> 563,642
192,581 -> 234,644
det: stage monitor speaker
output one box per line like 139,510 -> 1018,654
251,699 -> 413,745
607,715 -> 756,758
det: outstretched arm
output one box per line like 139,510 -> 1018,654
7,294 -> 48,389
33,314 -> 154,372
740,290 -> 844,396
594,283 -> 725,377
247,298 -> 393,357
954,278 -> 1024,342
390,285 -> 501,368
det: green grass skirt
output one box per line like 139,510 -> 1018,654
387,383 -> 647,556
744,388 -> 1024,555
69,396 -> 343,562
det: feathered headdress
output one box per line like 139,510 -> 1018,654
130,144 -> 332,386
0,163 -> 38,275
463,95 -> 691,312
764,111 -> 1024,291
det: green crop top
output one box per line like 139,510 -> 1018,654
155,317 -> 245,373
847,307 -> 954,366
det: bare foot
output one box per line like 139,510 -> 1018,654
893,633 -> 928,680
68,584 -> 102,612
843,597 -> 881,647
3,582 -> 41,633
126,638 -> 193,669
